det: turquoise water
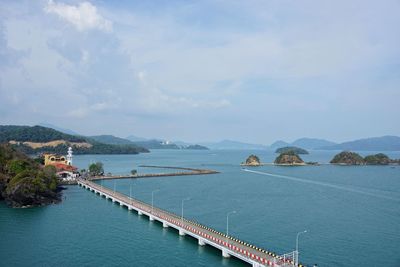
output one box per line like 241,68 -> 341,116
1,150 -> 399,266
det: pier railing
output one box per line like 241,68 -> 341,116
77,178 -> 303,267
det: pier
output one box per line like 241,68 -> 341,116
90,166 -> 219,181
77,178 -> 303,267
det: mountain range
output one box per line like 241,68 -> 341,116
21,123 -> 400,151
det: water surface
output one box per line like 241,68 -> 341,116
1,149 -> 399,266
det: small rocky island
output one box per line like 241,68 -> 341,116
274,151 -> 305,165
242,154 -> 261,166
275,146 -> 309,154
330,151 -> 365,165
330,151 -> 400,165
0,144 -> 61,208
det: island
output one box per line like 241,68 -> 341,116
0,144 -> 61,208
330,151 -> 365,165
184,144 -> 209,150
242,155 -> 261,166
275,146 -> 309,154
331,151 -> 400,165
364,153 -> 391,165
274,151 -> 305,165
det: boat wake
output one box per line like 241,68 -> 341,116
242,168 -> 400,202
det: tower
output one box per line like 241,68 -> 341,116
67,147 -> 73,165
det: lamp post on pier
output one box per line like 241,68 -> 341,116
226,210 -> 236,237
129,179 -> 134,205
295,230 -> 307,266
151,189 -> 160,214
181,197 -> 191,224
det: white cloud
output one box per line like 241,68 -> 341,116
44,0 -> 112,32
133,70 -> 230,113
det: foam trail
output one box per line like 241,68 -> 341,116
242,168 -> 400,202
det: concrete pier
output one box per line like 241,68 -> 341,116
77,179 -> 299,267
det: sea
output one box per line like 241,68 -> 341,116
0,149 -> 399,267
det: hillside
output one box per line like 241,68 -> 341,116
274,151 -> 305,165
0,144 -> 60,207
322,136 -> 400,151
0,125 -> 149,155
0,125 -> 85,143
330,151 -> 365,165
89,135 -> 134,145
242,155 -> 261,166
275,146 -> 309,154
38,123 -> 80,135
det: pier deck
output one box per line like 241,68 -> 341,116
77,178 -> 302,267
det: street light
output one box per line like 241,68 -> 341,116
181,197 -> 191,223
226,211 -> 236,237
296,230 -> 308,266
151,189 -> 160,214
129,179 -> 134,205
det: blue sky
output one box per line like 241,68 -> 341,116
0,0 -> 399,144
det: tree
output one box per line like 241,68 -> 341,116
130,169 -> 137,175
88,162 -> 104,176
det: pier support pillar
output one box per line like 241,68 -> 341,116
138,210 -> 143,215
198,239 -> 205,246
252,263 -> 261,267
222,250 -> 230,258
128,206 -> 132,211
163,222 -> 168,228
179,229 -> 186,236
149,215 -> 155,221
119,202 -> 123,206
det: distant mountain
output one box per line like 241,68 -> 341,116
270,140 -> 290,149
38,123 -> 80,136
131,139 -> 180,149
291,138 -> 336,149
126,135 -> 148,142
184,144 -> 209,150
200,140 -> 269,150
89,135 -> 134,145
321,136 -> 400,151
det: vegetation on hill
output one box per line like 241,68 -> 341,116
274,151 -> 305,165
0,125 -> 149,155
243,155 -> 261,166
331,151 -> 399,165
0,125 -> 85,142
330,151 -> 365,165
275,146 -> 309,154
89,135 -> 134,145
0,144 -> 60,207
364,153 -> 391,165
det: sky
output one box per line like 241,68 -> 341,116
0,0 -> 399,144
